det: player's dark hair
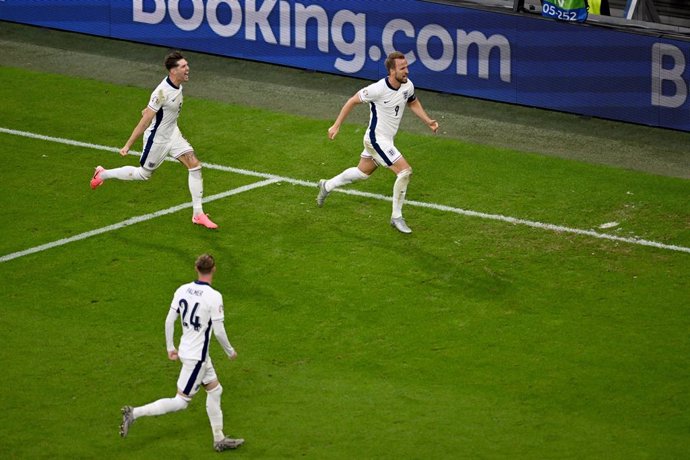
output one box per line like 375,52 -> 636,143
165,51 -> 185,71
195,253 -> 215,275
385,51 -> 405,73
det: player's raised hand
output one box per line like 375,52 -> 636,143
328,124 -> 340,140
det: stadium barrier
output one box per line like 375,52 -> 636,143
1,0 -> 688,131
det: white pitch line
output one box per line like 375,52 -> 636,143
331,189 -> 690,254
0,127 -> 123,154
2,127 -> 689,255
405,198 -> 690,253
0,178 -> 280,263
0,126 -> 312,184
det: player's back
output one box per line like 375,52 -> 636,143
171,281 -> 224,361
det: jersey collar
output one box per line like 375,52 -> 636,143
194,280 -> 210,286
166,76 -> 180,89
385,77 -> 400,91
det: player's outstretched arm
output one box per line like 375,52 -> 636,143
120,107 -> 157,156
328,93 -> 362,140
408,98 -> 439,133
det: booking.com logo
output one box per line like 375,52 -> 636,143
133,0 -> 512,82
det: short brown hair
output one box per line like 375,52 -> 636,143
165,51 -> 185,71
385,51 -> 405,73
195,253 -> 215,275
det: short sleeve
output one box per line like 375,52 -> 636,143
358,81 -> 382,103
148,88 -> 164,112
407,82 -> 416,103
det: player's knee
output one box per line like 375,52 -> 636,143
397,167 -> 412,179
138,167 -> 153,181
396,168 -> 412,184
207,383 -> 223,396
182,152 -> 201,170
173,394 -> 190,411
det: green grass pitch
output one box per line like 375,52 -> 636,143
0,64 -> 688,459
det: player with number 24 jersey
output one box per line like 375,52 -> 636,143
168,280 -> 234,361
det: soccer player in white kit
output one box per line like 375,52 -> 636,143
90,51 -> 218,229
316,51 -> 439,234
120,254 -> 243,452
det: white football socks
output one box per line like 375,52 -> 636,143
100,166 -> 151,181
132,394 -> 189,419
206,385 -> 225,442
188,166 -> 204,216
325,167 -> 369,192
392,168 -> 412,219
99,164 -> 205,216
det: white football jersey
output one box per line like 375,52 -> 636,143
359,78 -> 416,143
145,77 -> 184,144
170,281 -> 224,361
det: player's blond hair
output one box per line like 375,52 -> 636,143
195,253 -> 216,275
385,51 -> 406,73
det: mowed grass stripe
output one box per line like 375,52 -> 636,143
2,126 -> 689,256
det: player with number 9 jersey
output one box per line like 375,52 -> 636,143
317,51 -> 439,234
358,77 -> 415,145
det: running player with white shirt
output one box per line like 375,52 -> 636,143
90,51 -> 218,229
120,254 -> 244,452
317,51 -> 439,234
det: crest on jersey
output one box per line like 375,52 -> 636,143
361,89 -> 369,98
152,89 -> 165,107
403,90 -> 409,99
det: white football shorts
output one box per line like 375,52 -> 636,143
177,356 -> 219,397
140,126 -> 193,171
361,137 -> 402,168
